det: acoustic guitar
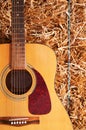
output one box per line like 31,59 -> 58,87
0,0 -> 73,130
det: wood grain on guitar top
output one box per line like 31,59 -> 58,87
0,43 -> 73,130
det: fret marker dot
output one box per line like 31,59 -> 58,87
17,1 -> 19,4
17,121 -> 19,124
19,121 -> 21,124
11,122 -> 13,125
25,121 -> 27,124
16,14 -> 19,16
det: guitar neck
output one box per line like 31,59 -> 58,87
11,0 -> 26,70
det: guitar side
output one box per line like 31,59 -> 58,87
0,43 -> 73,130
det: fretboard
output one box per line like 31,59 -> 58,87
11,0 -> 26,69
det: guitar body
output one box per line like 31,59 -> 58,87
0,43 -> 73,130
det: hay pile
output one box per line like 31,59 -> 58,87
0,0 -> 86,129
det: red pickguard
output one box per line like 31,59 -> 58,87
29,69 -> 51,115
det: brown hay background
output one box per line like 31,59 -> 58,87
0,0 -> 86,129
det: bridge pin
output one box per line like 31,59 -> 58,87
14,121 -> 16,124
25,121 -> 27,124
17,121 -> 19,124
19,121 -> 22,124
11,122 -> 13,125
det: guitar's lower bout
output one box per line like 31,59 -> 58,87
0,43 -> 73,130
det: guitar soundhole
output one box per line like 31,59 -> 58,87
6,70 -> 32,95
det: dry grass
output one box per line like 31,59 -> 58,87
0,0 -> 86,129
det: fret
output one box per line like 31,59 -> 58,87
12,53 -> 25,56
12,43 -> 25,45
12,28 -> 25,33
12,40 -> 25,43
12,51 -> 25,54
12,43 -> 25,47
12,56 -> 25,59
12,46 -> 25,49
14,50 -> 25,52
12,20 -> 24,23
12,33 -> 24,39
12,54 -> 25,56
12,29 -> 24,33
11,43 -> 25,46
12,23 -> 24,27
12,22 -> 24,25
12,41 -> 25,44
12,16 -> 24,19
12,17 -> 24,22
12,5 -> 24,8
12,23 -> 24,25
12,21 -> 24,24
12,31 -> 25,33
12,44 -> 25,48
12,24 -> 24,31
12,37 -> 25,40
12,48 -> 25,52
12,55 -> 25,57
12,44 -> 25,46
12,18 -> 24,22
11,61 -> 25,64
12,19 -> 24,23
11,56 -> 25,60
12,26 -> 25,32
12,50 -> 25,52
12,31 -> 24,34
12,32 -> 24,36
12,49 -> 25,52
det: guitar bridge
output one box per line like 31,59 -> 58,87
0,117 -> 40,127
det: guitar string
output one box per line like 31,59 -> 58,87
17,0 -> 22,95
22,0 -> 25,95
14,0 -> 16,115
11,0 -> 15,117
18,0 -> 25,95
12,0 -> 15,95
21,0 -> 24,95
23,1 -> 25,95
14,0 -> 16,95
12,0 -> 13,95
15,0 -> 18,96
11,0 -> 13,95
18,0 -> 20,96
67,0 -> 71,113
21,29 -> 23,95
